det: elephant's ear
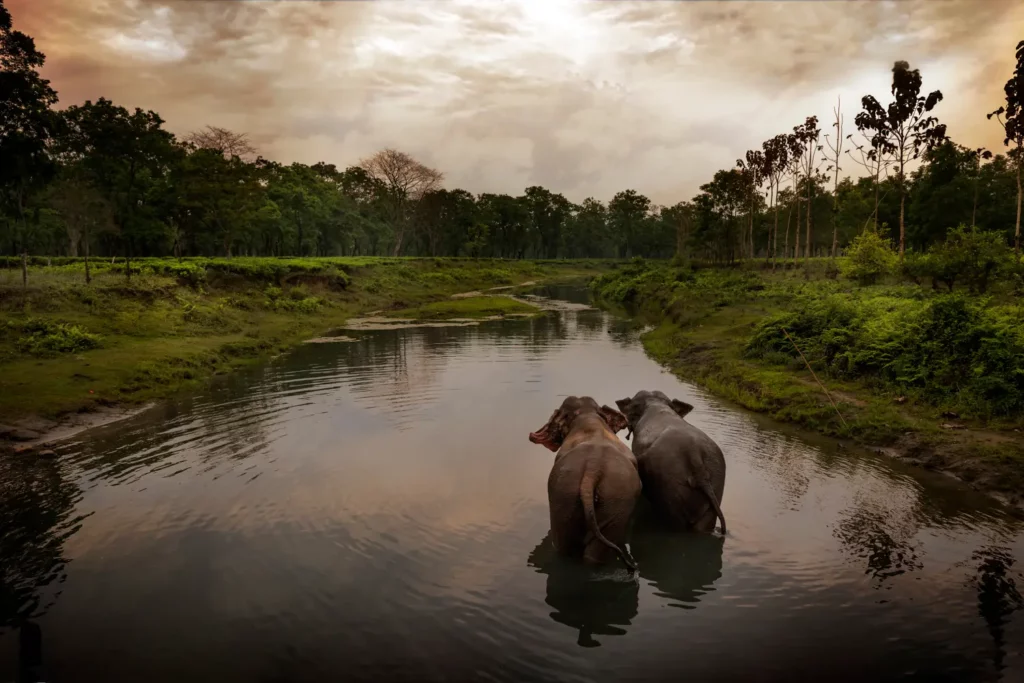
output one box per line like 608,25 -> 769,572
670,399 -> 694,419
600,405 -> 629,433
614,397 -> 632,412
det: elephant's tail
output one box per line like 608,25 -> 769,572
580,469 -> 637,572
699,479 -> 727,535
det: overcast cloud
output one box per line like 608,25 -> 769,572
8,0 -> 1024,204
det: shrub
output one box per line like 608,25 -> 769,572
923,225 -> 1013,294
842,230 -> 898,285
14,320 -> 102,356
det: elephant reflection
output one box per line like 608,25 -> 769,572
1,454 -> 81,682
527,535 -> 639,647
630,504 -> 725,609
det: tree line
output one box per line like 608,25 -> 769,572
2,0 -> 1022,265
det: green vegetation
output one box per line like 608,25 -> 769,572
591,256 -> 1024,501
0,257 -> 609,422
388,296 -> 540,320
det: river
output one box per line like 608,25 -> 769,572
1,284 -> 1022,683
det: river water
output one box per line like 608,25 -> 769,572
1,284 -> 1022,683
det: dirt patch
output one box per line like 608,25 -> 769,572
0,403 -> 155,452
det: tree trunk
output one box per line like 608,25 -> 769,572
783,203 -> 792,269
772,182 -> 780,271
84,224 -> 91,285
805,183 -> 812,267
899,191 -> 906,258
1016,160 -> 1022,256
793,195 -> 801,262
873,165 -> 880,232
972,174 -> 979,228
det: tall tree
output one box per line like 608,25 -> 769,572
762,134 -> 789,270
786,133 -> 805,262
59,99 -> 179,278
847,131 -> 892,233
822,98 -> 845,258
608,190 -> 652,259
988,40 -> 1024,254
359,149 -> 442,256
856,60 -> 947,257
0,0 -> 59,259
737,150 -> 765,259
795,116 -> 822,263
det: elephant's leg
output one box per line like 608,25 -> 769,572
550,495 -> 585,557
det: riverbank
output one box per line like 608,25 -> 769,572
0,257 -> 611,446
590,260 -> 1024,508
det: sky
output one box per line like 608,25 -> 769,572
8,0 -> 1024,205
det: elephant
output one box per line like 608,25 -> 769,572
615,390 -> 727,534
529,396 -> 641,570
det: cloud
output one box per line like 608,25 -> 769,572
8,0 -> 1024,204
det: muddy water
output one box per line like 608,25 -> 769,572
1,285 -> 1022,683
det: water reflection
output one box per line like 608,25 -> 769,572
631,513 -> 724,609
526,535 -> 639,648
968,546 -> 1024,674
0,456 -> 84,682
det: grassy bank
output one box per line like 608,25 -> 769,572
590,259 -> 1024,506
0,257 -> 611,427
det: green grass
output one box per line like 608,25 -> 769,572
388,296 -> 541,320
0,257 -> 615,422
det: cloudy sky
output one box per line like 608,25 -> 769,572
8,0 -> 1024,204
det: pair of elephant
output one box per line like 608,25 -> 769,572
528,390 -> 727,571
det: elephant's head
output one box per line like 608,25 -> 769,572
529,396 -> 628,452
615,390 -> 694,437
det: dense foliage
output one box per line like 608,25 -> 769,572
2,2 -> 1022,266
593,256 -> 1024,420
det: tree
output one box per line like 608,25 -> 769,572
59,99 -> 179,278
762,134 -> 789,269
359,149 -> 442,256
988,40 -> 1024,254
0,0 -> 59,260
846,131 -> 893,234
184,126 -> 257,161
822,98 -> 845,258
45,169 -> 111,282
608,190 -> 651,259
523,186 -> 571,259
785,132 -> 806,262
737,150 -> 765,259
794,116 -> 822,263
856,60 -> 947,257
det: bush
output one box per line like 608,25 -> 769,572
842,230 -> 898,285
923,225 -> 1013,294
13,319 -> 102,356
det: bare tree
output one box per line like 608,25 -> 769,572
823,98 -> 845,258
359,148 -> 443,256
846,132 -> 893,233
185,126 -> 258,160
856,61 -> 947,257
988,40 -> 1024,254
967,147 -> 994,228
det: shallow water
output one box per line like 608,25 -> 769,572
2,285 -> 1023,682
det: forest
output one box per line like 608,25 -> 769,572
2,0 -> 1022,267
